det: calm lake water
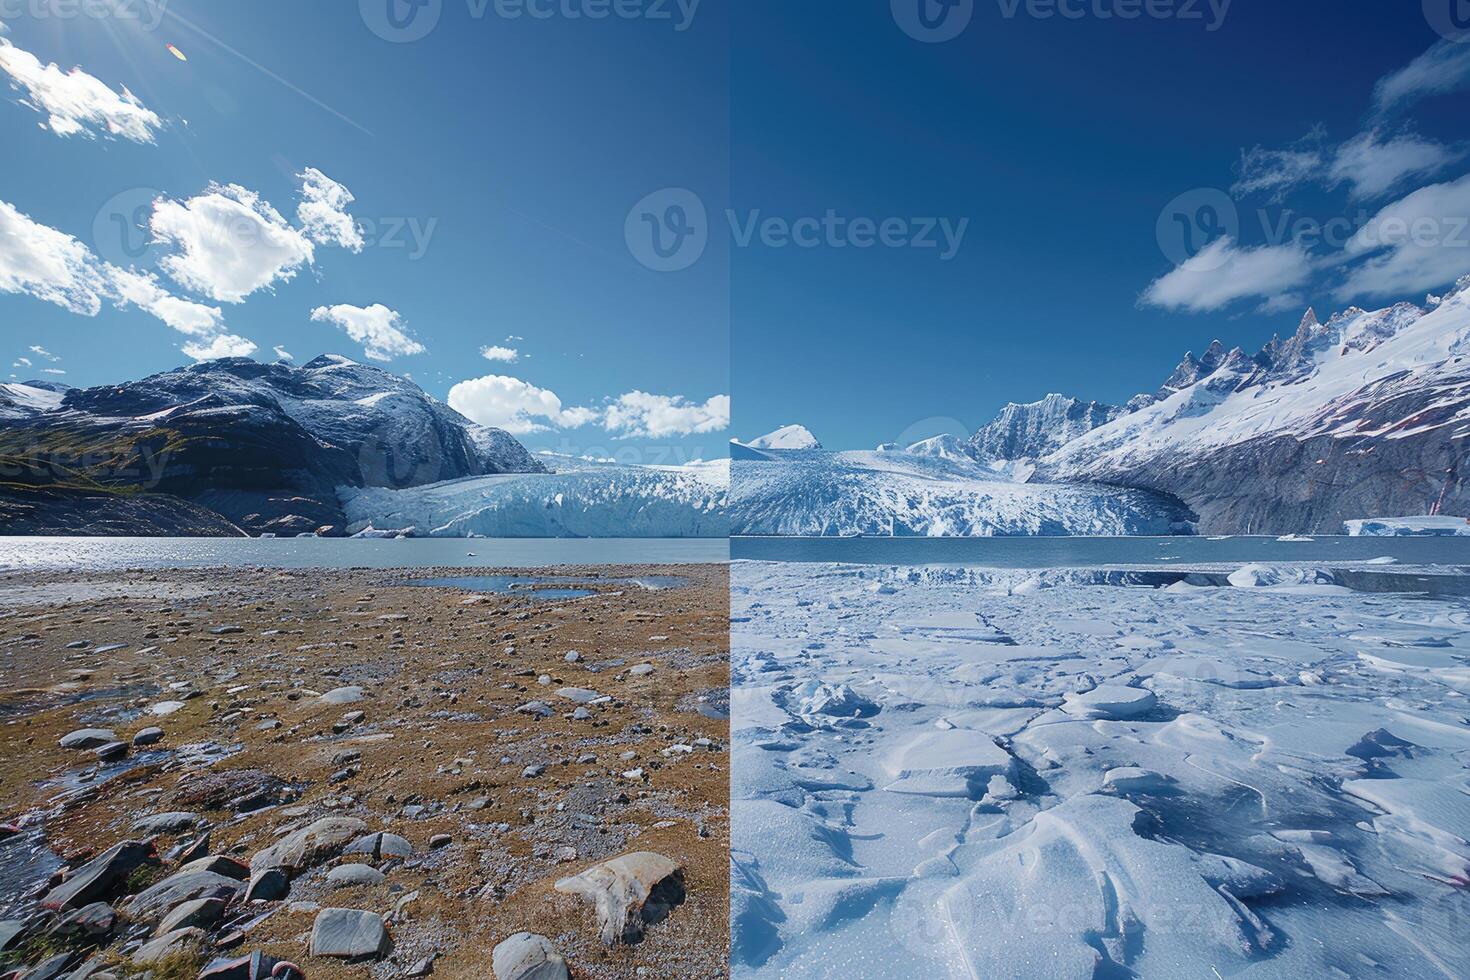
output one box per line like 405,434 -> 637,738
731,535 -> 1470,568
0,536 -> 728,571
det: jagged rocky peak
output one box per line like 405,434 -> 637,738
746,424 -> 822,450
968,393 -> 1123,462
1157,339 -> 1231,399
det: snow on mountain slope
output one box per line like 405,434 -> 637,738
744,424 -> 822,451
903,432 -> 972,461
968,393 -> 1123,462
340,457 -> 728,538
1042,281 -> 1470,532
0,382 -> 66,419
731,449 -> 1191,536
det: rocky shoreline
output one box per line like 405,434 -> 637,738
0,563 -> 729,979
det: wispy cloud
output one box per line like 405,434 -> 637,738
0,35 -> 163,142
1142,237 -> 1315,313
1337,172 -> 1470,301
1372,40 -> 1470,114
480,345 -> 519,363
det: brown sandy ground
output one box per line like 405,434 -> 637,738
0,563 -> 730,979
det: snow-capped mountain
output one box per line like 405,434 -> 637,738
0,381 -> 68,420
743,424 -> 822,451
342,455 -> 728,538
967,393 -> 1124,462
903,432 -> 973,461
731,449 -> 1190,536
1043,278 -> 1470,532
0,355 -> 543,536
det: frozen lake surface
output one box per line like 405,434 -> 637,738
731,560 -> 1470,978
0,536 -> 728,571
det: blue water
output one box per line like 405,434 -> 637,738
0,537 -> 728,571
409,573 -> 689,600
731,535 -> 1470,568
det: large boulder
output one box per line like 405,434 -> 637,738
491,932 -> 568,980
40,840 -> 154,911
125,869 -> 243,922
309,907 -> 388,960
250,816 -> 366,877
554,852 -> 685,945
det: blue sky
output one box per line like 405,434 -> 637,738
731,0 -> 1470,449
0,0 -> 728,461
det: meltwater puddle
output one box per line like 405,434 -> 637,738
409,573 -> 689,601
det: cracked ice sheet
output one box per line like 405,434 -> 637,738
730,561 -> 1470,979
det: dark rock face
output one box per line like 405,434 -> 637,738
0,354 -> 543,536
40,841 -> 155,912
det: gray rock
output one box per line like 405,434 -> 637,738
491,932 -> 568,980
571,707 -> 591,721
50,902 -> 116,939
132,926 -> 205,964
319,686 -> 365,704
15,951 -> 74,980
555,688 -> 600,704
250,816 -> 366,877
156,896 -> 227,935
177,855 -> 249,880
93,741 -> 127,761
628,663 -> 655,677
0,919 -> 27,952
344,832 -> 412,861
515,701 -> 552,717
132,726 -> 164,746
554,851 -> 685,945
325,864 -> 385,888
58,728 -> 116,750
243,868 -> 288,903
308,907 -> 388,960
199,950 -> 303,980
132,811 -> 204,835
126,869 -> 244,922
40,840 -> 154,911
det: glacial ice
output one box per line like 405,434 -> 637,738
731,560 -> 1470,978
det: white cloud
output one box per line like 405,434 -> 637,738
1255,292 -> 1307,315
13,356 -> 31,367
1141,237 -> 1315,313
1232,132 -> 1324,201
1373,41 -> 1470,114
1338,173 -> 1470,301
0,36 -> 162,142
273,345 -> 294,362
480,345 -> 519,363
28,345 -> 58,360
0,198 -> 109,314
151,184 -> 315,303
297,168 -> 364,252
602,391 -> 731,439
0,197 -> 244,358
310,303 -> 425,361
1328,131 -> 1460,200
181,333 -> 258,361
108,266 -> 226,336
448,374 -> 593,434
41,368 -> 65,375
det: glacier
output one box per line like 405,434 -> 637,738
340,455 -> 728,537
731,448 -> 1193,536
